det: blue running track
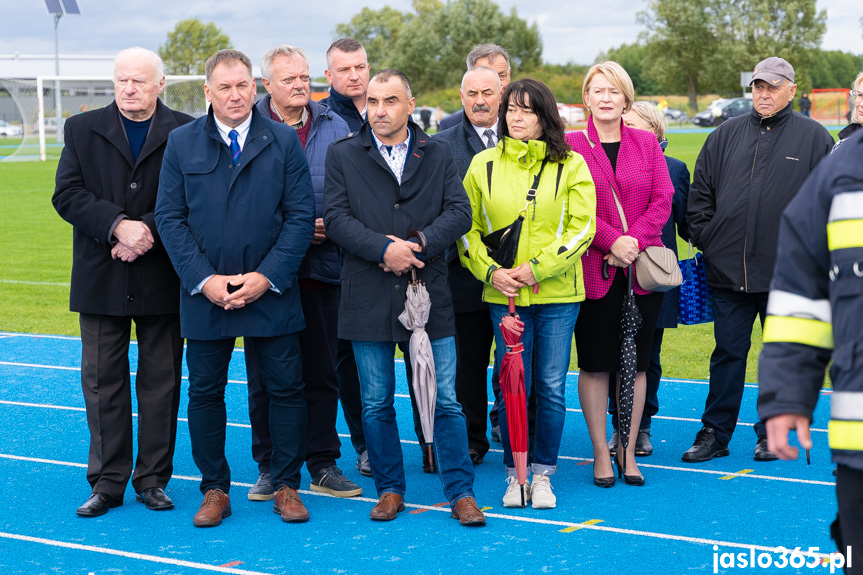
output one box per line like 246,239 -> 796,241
0,332 -> 840,574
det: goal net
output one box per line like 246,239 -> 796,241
811,88 -> 851,125
0,75 -> 206,162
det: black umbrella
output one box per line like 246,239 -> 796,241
616,264 -> 642,475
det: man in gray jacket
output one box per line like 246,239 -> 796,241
684,57 -> 834,464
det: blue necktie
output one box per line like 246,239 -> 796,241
229,129 -> 241,165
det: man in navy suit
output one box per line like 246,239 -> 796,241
434,66 -> 502,464
156,49 -> 315,527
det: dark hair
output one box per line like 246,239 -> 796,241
205,49 -> 252,84
326,38 -> 367,69
370,69 -> 412,98
499,78 -> 570,162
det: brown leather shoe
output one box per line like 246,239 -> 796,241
273,486 -> 309,523
451,497 -> 486,526
193,489 -> 231,527
369,492 -> 405,521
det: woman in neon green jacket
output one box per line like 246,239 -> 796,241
459,78 -> 596,509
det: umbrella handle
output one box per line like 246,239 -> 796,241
626,263 -> 634,294
602,260 -> 610,280
508,297 -> 516,315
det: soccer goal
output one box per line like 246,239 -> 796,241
0,75 -> 206,161
811,88 -> 851,125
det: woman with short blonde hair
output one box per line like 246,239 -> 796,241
833,71 -> 863,152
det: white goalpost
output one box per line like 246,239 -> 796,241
0,74 -> 206,161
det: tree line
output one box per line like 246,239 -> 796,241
157,0 -> 863,113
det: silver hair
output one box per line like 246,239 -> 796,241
466,44 -> 510,71
261,45 -> 310,81
461,66 -> 501,91
114,47 -> 164,80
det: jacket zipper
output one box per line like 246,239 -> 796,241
743,124 -> 763,292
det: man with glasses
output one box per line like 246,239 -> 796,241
684,57 -> 835,464
243,45 -> 361,501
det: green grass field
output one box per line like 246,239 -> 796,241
0,130 -> 767,382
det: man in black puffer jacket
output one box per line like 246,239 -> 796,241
683,57 -> 835,464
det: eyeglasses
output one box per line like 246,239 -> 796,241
852,90 -> 862,101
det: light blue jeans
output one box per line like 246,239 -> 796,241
489,303 -> 579,476
352,336 -> 475,504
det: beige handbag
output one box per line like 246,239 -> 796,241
609,186 -> 682,293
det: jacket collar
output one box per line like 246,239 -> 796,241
203,105 -> 273,181
461,112 -> 488,154
327,88 -> 362,117
358,120 -> 429,188
91,99 -> 182,168
502,136 -> 547,166
585,116 -> 628,192
749,100 -> 792,127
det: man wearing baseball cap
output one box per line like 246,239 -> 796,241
683,57 -> 835,464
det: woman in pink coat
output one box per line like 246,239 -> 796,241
565,61 -> 673,487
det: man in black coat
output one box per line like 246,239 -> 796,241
433,66 -> 502,464
52,47 -> 193,517
324,69 -> 485,526
684,57 -> 834,464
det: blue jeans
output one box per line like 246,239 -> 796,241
489,303 -> 578,475
352,337 -> 475,504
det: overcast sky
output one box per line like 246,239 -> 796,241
1,0 -> 861,79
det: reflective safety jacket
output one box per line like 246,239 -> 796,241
757,129 -> 863,470
458,137 -> 596,307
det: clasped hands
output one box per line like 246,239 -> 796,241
201,272 -> 270,310
379,235 -> 424,276
491,263 -> 536,298
111,220 -> 154,263
604,235 -> 639,268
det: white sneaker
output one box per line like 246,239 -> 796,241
502,475 -> 531,508
530,474 -> 556,509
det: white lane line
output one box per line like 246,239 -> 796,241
0,279 -> 69,286
0,362 -> 246,384
0,531 -> 274,575
0,452 -> 833,561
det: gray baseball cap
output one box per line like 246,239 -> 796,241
750,57 -> 795,86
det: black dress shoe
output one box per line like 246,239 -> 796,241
136,487 -> 174,511
593,460 -> 615,488
469,449 -> 484,466
682,427 -> 729,463
635,429 -> 653,457
77,492 -> 121,517
754,437 -> 779,462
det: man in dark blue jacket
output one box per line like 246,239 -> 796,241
156,50 -> 315,527
320,38 -> 368,133
242,45 -> 361,502
324,69 -> 485,526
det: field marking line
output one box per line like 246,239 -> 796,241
0,531 -> 275,575
0,452 -> 835,560
720,469 -> 754,480
0,362 -> 246,384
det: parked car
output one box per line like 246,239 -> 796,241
0,120 -> 23,137
693,97 -> 753,127
663,108 -> 687,122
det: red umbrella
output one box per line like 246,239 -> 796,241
499,296 -> 528,507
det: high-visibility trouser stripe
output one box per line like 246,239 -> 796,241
829,420 -> 863,451
827,219 -> 863,250
831,391 -> 863,420
762,316 -> 834,349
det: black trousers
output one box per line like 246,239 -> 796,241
79,313 -> 183,500
246,286 -> 340,477
835,464 -> 863,575
453,309 -> 494,457
189,334 -> 305,493
702,288 -> 768,445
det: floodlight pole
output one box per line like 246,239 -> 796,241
54,13 -> 62,143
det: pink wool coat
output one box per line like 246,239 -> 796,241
565,119 -> 673,298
